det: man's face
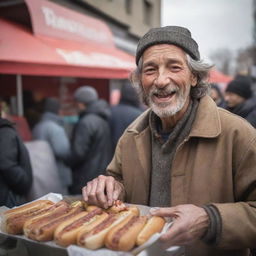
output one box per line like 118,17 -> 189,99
224,92 -> 245,108
140,44 -> 197,118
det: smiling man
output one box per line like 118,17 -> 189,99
82,26 -> 256,256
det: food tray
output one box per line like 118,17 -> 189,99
0,193 -> 184,256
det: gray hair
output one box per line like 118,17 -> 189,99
130,54 -> 213,104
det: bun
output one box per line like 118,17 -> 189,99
105,216 -> 147,251
3,200 -> 54,235
23,200 -> 71,241
86,205 -> 101,212
54,208 -> 107,246
136,216 -> 165,246
77,207 -> 139,250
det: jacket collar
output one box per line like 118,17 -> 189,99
127,95 -> 221,139
189,95 -> 221,138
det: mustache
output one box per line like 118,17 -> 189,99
149,84 -> 179,96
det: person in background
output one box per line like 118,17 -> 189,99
209,83 -> 226,108
0,105 -> 33,207
69,86 -> 112,195
225,78 -> 256,128
32,98 -> 72,195
23,90 -> 45,130
82,26 -> 256,256
109,81 -> 143,154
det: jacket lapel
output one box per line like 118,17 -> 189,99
128,110 -> 152,186
134,126 -> 151,178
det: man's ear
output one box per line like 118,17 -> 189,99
191,74 -> 197,87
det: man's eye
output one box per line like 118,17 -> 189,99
170,65 -> 181,71
144,68 -> 155,74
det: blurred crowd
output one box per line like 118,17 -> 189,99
210,74 -> 256,128
0,82 -> 143,207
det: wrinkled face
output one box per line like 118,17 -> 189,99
140,44 -> 197,118
224,92 -> 246,108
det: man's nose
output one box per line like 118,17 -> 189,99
154,70 -> 170,89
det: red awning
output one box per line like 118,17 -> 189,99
208,68 -> 233,84
0,18 -> 135,79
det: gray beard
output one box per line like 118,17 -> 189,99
150,97 -> 186,118
147,85 -> 190,118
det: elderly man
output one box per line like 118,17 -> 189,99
82,26 -> 256,255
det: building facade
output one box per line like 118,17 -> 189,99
51,0 -> 162,54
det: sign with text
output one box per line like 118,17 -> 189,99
25,0 -> 115,47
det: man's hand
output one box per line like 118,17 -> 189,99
82,175 -> 124,209
150,204 -> 209,249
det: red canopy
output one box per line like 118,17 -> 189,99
208,68 -> 233,84
0,19 -> 135,79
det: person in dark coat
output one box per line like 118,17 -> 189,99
110,82 -> 143,153
69,86 -> 112,195
225,78 -> 256,128
209,83 -> 226,108
0,117 -> 33,207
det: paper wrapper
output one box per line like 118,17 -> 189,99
0,193 -> 184,256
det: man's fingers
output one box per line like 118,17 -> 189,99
82,175 -> 121,208
150,207 -> 177,217
105,177 -> 115,206
112,181 -> 122,201
88,179 -> 99,205
96,176 -> 108,208
82,181 -> 93,202
158,221 -> 186,248
82,186 -> 88,201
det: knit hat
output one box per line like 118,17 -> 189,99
74,86 -> 98,105
136,26 -> 200,65
44,98 -> 60,114
225,79 -> 252,99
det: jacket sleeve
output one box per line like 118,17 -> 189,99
0,128 -> 32,195
213,136 -> 256,249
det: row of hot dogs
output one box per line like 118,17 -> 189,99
1,199 -> 166,251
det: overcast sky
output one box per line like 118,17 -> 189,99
161,0 -> 254,60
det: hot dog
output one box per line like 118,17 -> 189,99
77,206 -> 139,250
86,205 -> 102,212
23,200 -> 72,241
136,216 -> 166,246
54,207 -> 108,246
105,215 -> 147,251
2,200 -> 54,235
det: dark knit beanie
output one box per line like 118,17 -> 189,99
74,86 -> 98,105
44,98 -> 60,114
136,26 -> 200,65
225,79 -> 252,99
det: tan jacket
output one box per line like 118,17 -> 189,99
107,96 -> 256,256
